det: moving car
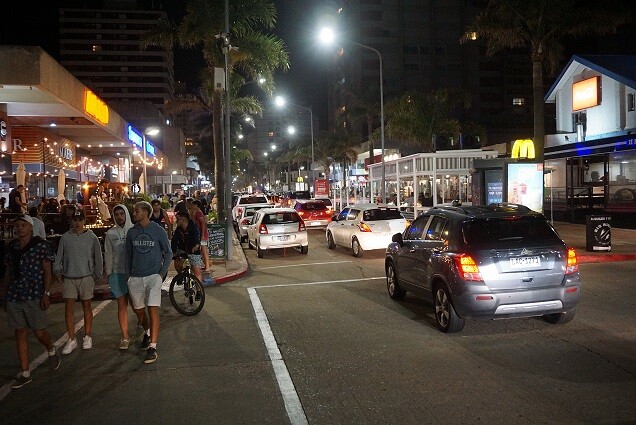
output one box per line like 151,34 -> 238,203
326,204 -> 407,257
385,203 -> 581,333
247,207 -> 309,258
294,199 -> 332,228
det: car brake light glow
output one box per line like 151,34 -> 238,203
565,247 -> 578,274
358,222 -> 372,232
237,207 -> 243,216
454,254 -> 483,281
259,224 -> 268,234
241,218 -> 250,225
298,220 -> 306,231
297,210 -> 305,216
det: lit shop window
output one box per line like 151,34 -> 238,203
512,98 -> 525,106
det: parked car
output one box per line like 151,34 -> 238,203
247,207 -> 309,258
385,203 -> 581,333
281,190 -> 311,208
236,204 -> 270,243
232,194 -> 270,222
326,203 -> 407,257
294,199 -> 332,228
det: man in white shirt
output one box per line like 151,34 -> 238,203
28,207 -> 47,239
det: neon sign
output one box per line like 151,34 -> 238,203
127,126 -> 143,148
84,90 -> 109,124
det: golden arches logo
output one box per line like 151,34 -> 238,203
511,139 -> 535,159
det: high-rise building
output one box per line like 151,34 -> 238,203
324,0 -> 533,149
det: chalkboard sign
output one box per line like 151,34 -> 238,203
207,224 -> 227,259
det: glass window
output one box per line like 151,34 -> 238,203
463,217 -> 562,247
405,216 -> 429,240
337,208 -> 350,221
263,212 -> 300,224
425,216 -> 448,241
348,209 -> 360,220
363,208 -> 403,221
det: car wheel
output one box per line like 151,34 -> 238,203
257,241 -> 264,258
352,237 -> 364,257
240,235 -> 247,243
434,285 -> 465,333
543,308 -> 575,324
327,231 -> 336,249
300,245 -> 309,254
386,262 -> 406,300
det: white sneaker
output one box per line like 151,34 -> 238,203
82,335 -> 93,350
62,338 -> 78,355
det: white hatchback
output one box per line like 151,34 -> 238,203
247,208 -> 309,258
326,203 -> 407,257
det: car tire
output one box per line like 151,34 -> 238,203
300,245 -> 309,254
327,231 -> 336,249
543,308 -> 575,324
240,235 -> 247,244
386,262 -> 406,300
434,285 -> 465,333
257,241 -> 264,258
352,237 -> 364,257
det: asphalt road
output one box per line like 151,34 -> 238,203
0,228 -> 634,425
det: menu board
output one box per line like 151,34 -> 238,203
206,224 -> 227,259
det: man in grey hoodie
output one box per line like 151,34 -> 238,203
125,201 -> 171,364
104,204 -> 135,350
53,209 -> 104,355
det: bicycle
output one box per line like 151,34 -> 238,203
168,252 -> 205,316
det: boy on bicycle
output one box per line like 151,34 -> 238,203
171,211 -> 203,285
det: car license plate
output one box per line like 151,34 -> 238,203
278,235 -> 291,241
510,256 -> 540,268
310,221 -> 321,226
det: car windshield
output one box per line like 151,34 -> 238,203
363,208 -> 403,221
300,201 -> 326,211
240,196 -> 268,204
463,216 -> 562,246
262,212 -> 300,224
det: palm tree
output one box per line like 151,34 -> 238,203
462,0 -> 630,161
142,0 -> 289,221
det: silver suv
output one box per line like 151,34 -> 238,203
385,203 -> 581,333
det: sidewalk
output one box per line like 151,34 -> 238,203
45,221 -> 634,303
48,231 -> 250,303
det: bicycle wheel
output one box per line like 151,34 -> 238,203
168,272 -> 205,316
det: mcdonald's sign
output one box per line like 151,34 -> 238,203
511,139 -> 535,159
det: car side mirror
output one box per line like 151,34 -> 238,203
392,232 -> 404,246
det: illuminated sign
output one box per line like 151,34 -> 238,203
572,76 -> 600,111
127,126 -> 143,148
84,90 -> 109,124
145,141 -> 155,157
511,139 -> 535,159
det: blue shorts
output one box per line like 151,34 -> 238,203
109,273 -> 129,299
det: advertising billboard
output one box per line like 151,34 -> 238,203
572,76 -> 600,111
484,169 -> 503,204
507,163 -> 544,212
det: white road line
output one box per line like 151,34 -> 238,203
256,260 -> 353,270
248,288 -> 309,425
258,276 -> 385,289
0,299 -> 111,401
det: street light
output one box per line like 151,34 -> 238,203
319,27 -> 386,203
142,127 -> 160,194
275,95 -> 315,196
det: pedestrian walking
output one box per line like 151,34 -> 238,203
53,210 -> 103,354
3,214 -> 60,389
189,199 -> 211,272
125,201 -> 172,364
104,204 -> 136,350
150,199 -> 173,238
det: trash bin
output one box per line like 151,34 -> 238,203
586,215 -> 611,252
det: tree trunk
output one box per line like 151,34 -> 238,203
532,59 -> 545,162
213,91 -> 226,222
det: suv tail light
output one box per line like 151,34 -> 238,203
565,247 -> 578,274
454,254 -> 483,281
297,210 -> 305,217
358,222 -> 372,232
236,207 -> 243,217
298,220 -> 306,231
258,224 -> 268,234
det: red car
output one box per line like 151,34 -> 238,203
294,199 -> 332,228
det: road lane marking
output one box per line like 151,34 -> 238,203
258,276 -> 384,289
248,288 -> 309,425
0,299 -> 111,401
255,260 -> 353,270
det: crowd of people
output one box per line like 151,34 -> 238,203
1,188 -> 215,389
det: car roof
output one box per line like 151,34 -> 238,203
344,203 -> 399,210
428,203 -> 545,220
258,207 -> 297,214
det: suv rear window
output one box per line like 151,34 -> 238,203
463,217 -> 562,246
239,196 -> 268,204
262,212 -> 301,224
288,191 -> 310,200
363,208 -> 404,221
299,201 -> 327,211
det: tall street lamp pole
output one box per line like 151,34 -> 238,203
319,28 -> 385,203
275,96 -> 315,195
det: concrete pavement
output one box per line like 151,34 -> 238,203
38,220 -> 636,303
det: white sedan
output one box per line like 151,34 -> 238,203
326,203 -> 407,257
247,208 -> 309,258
